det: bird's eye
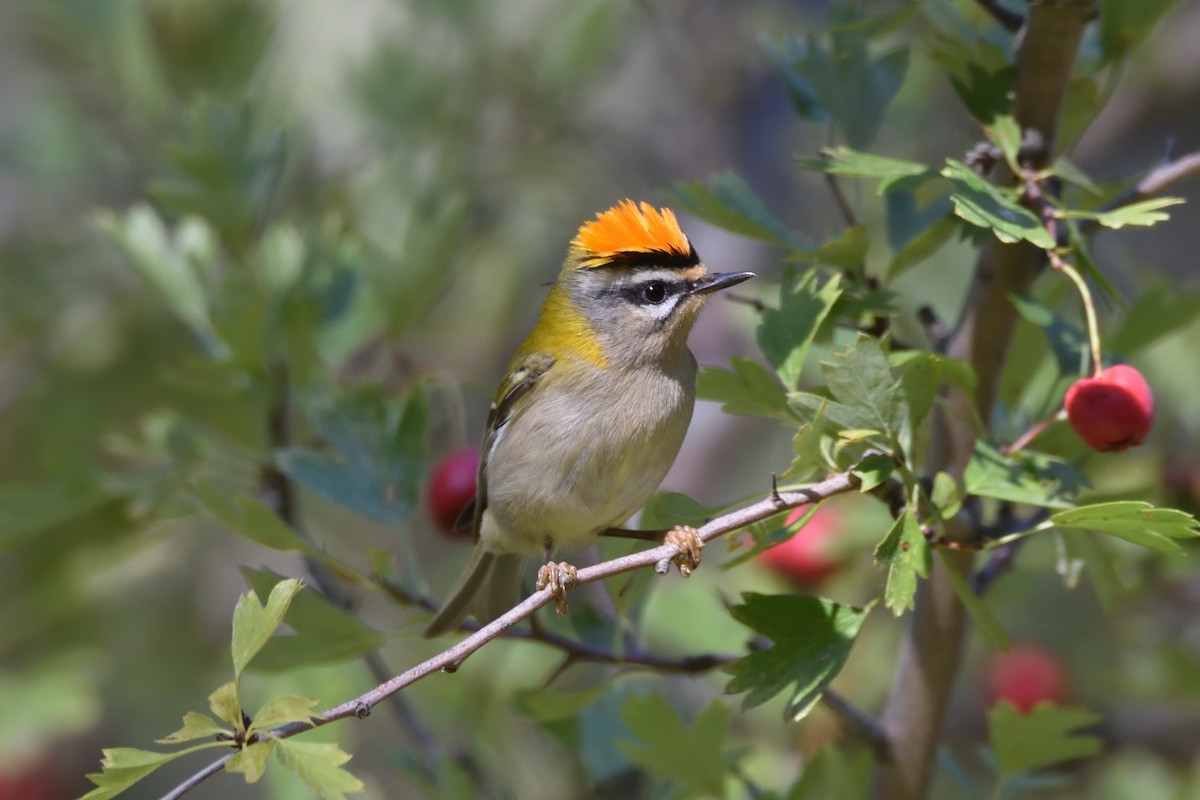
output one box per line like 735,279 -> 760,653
642,281 -> 667,304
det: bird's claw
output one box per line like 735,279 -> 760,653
665,525 -> 703,577
536,561 -> 578,617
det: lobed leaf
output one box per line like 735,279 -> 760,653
941,160 -> 1054,248
156,711 -> 229,745
275,739 -> 364,800
1046,501 -> 1200,555
874,512 -> 931,615
618,696 -> 733,797
697,358 -> 788,419
725,594 -> 870,718
231,579 -> 304,679
988,703 -> 1102,777
667,172 -> 803,248
759,271 -> 843,390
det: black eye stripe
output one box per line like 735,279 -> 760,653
617,279 -> 687,306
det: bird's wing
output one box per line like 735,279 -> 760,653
471,351 -> 555,536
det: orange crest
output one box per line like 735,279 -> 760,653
572,200 -> 694,267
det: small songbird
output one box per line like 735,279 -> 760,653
425,200 -> 753,636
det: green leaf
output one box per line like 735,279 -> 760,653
82,744 -> 226,800
800,146 -> 932,194
988,703 -> 1103,777
92,205 -> 226,357
852,454 -> 893,492
275,739 -> 364,800
723,505 -> 820,570
666,172 -> 803,247
249,695 -> 319,731
1058,196 -> 1185,229
697,357 -> 788,419
156,711 -> 229,744
1057,531 -> 1124,613
963,441 -> 1083,509
758,272 -> 843,390
820,337 -> 911,457
888,215 -> 957,279
941,160 -> 1055,248
931,471 -> 963,520
1047,158 -> 1100,193
1010,292 -> 1092,375
276,385 -> 428,526
1100,0 -> 1184,64
891,350 -> 975,430
938,552 -> 1008,651
874,512 -> 931,615
787,745 -> 872,800
617,695 -> 733,796
242,569 -> 385,672
639,492 -> 717,531
0,480 -> 113,552
186,481 -> 313,555
231,578 -> 304,679
763,29 -> 910,149
1046,502 -> 1200,555
515,684 -> 608,723
816,226 -> 869,270
1109,287 -> 1200,355
209,682 -> 242,729
725,594 -> 870,718
228,740 -> 276,783
985,115 -> 1022,173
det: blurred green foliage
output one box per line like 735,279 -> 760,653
3,1 -> 1200,799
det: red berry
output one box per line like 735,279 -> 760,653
985,645 -> 1069,714
0,759 -> 61,800
759,504 -> 841,584
1064,364 -> 1154,452
426,449 -> 479,537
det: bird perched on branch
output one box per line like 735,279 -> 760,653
425,200 -> 753,637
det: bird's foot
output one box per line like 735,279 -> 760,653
664,525 -> 703,577
536,561 -> 578,617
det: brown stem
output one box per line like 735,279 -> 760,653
1001,408 -> 1068,455
869,3 -> 1098,798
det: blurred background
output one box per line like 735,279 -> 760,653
2,1 -> 1199,798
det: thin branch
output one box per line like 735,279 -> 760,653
159,469 -> 863,800
975,0 -> 1023,32
260,362 -> 439,775
822,688 -> 892,762
160,756 -> 230,800
825,173 -> 858,229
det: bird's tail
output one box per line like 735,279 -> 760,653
424,546 -> 524,637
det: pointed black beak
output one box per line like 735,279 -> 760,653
691,271 -> 753,296
691,271 -> 755,296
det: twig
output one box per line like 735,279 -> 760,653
971,508 -> 1051,594
825,173 -> 858,229
975,0 -> 1024,32
822,688 -> 892,762
260,363 -> 439,774
159,469 -> 863,800
160,757 -> 230,800
1001,408 -> 1067,455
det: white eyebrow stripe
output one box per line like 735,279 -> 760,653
622,270 -> 692,287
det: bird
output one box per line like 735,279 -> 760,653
425,200 -> 753,636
